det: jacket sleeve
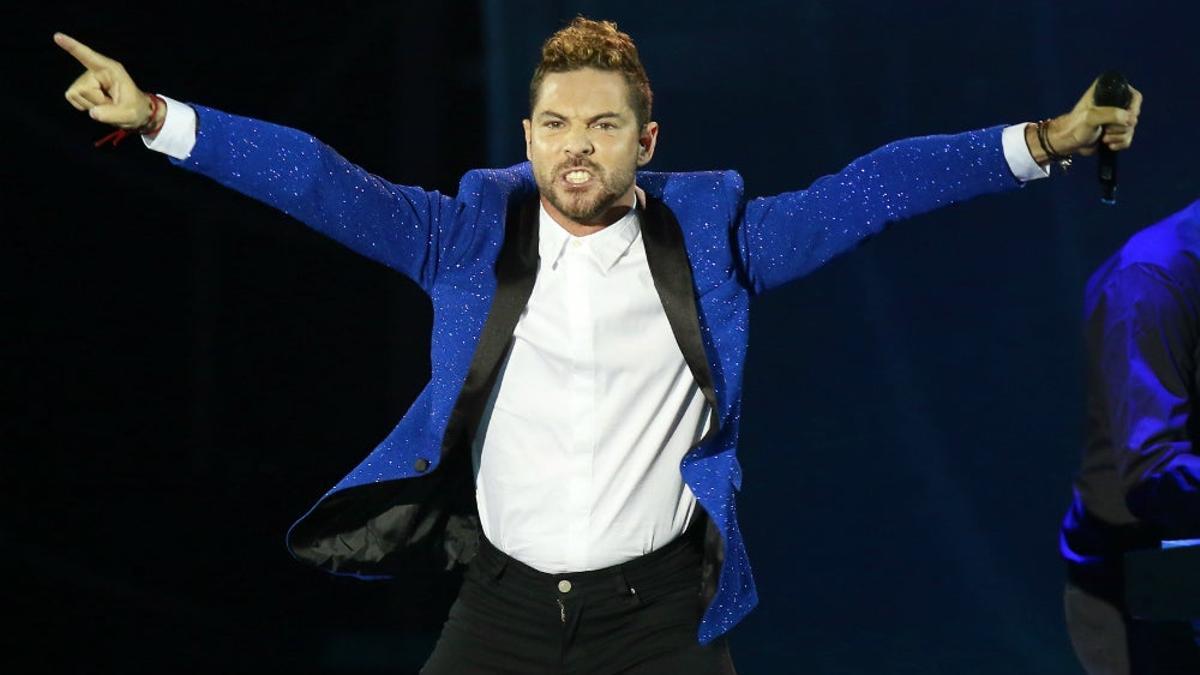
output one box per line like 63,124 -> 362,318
166,103 -> 461,293
1090,263 -> 1200,538
736,125 -> 1021,294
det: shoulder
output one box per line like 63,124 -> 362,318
637,169 -> 744,204
456,162 -> 537,204
638,171 -> 746,234
1092,200 -> 1200,302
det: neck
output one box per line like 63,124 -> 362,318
541,187 -> 639,237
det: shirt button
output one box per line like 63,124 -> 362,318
571,239 -> 582,249
413,457 -> 430,473
557,580 -> 572,593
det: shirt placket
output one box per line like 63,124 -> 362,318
563,238 -> 595,571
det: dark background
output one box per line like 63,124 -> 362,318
8,1 -> 1199,672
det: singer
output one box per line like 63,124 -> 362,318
57,17 -> 1139,674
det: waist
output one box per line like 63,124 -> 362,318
471,515 -> 706,603
475,484 -> 701,573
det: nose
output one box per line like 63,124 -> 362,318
563,125 -> 594,157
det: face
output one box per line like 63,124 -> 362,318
524,68 -> 658,227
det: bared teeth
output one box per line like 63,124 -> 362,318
565,170 -> 591,184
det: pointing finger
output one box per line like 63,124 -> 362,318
53,32 -> 115,71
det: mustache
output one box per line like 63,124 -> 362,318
554,158 -> 603,175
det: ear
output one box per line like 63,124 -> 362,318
522,119 -> 532,161
636,121 -> 659,167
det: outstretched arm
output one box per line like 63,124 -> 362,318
55,33 -> 459,293
737,78 -> 1141,294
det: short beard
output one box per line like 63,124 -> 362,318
537,160 -> 635,224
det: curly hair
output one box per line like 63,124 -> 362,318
529,17 -> 653,127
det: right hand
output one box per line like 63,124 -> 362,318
1052,76 -> 1142,157
55,32 -> 157,130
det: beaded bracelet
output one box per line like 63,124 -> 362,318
1036,118 -> 1072,172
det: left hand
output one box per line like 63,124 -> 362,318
1027,77 -> 1142,162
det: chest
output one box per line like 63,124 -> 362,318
514,235 -> 684,382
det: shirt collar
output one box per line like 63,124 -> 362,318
537,195 -> 641,273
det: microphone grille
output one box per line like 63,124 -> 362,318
1094,71 -> 1132,108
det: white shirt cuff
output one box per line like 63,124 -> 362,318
1002,123 -> 1050,182
141,94 -> 197,161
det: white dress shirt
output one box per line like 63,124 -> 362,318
471,203 -> 712,572
142,97 -> 1051,574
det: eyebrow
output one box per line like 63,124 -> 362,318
538,111 -> 625,123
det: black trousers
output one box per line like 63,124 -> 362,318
1064,580 -> 1200,674
421,523 -> 736,675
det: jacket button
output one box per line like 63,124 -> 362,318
413,458 -> 431,473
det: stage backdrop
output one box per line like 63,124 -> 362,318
8,1 -> 1199,672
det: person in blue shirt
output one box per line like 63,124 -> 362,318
1061,199 -> 1200,674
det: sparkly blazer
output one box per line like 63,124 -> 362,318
168,103 -> 1022,644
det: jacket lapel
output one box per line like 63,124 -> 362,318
641,195 -> 721,444
441,196 -> 540,457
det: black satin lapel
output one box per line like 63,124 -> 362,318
641,196 -> 721,442
441,196 -> 540,458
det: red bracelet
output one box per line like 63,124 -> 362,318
93,128 -> 129,148
139,94 -> 164,135
94,93 -> 164,148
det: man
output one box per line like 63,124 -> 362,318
57,18 -> 1140,674
1060,199 -> 1200,674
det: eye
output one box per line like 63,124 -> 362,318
594,121 -> 617,130
543,120 -> 564,129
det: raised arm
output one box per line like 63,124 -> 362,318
736,78 -> 1141,294
55,32 -> 459,293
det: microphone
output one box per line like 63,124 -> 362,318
1093,71 -> 1132,205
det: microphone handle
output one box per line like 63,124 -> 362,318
1093,71 -> 1132,205
1099,146 -> 1118,204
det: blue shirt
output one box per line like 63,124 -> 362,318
1061,199 -> 1200,578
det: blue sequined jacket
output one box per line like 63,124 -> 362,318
167,103 -> 1022,643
